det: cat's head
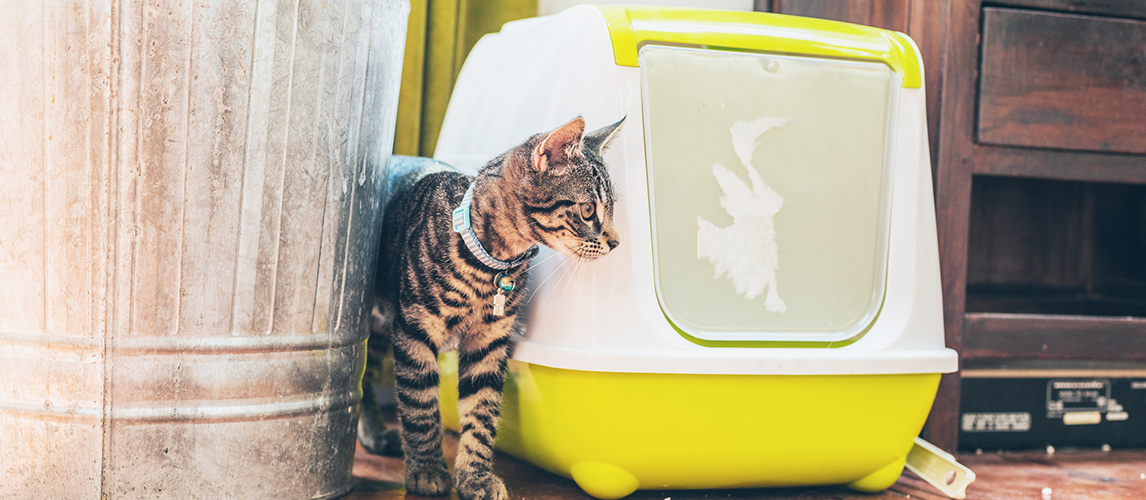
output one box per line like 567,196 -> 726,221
517,116 -> 624,261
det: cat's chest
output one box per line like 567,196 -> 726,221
452,268 -> 526,312
429,263 -> 527,314
432,268 -> 527,350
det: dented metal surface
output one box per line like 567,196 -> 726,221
0,0 -> 408,498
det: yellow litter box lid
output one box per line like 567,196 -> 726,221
597,6 -> 922,88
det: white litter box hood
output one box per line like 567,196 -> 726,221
434,5 -> 958,376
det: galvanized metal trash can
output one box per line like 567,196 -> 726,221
0,0 -> 407,498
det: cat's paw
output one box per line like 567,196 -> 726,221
357,407 -> 403,457
359,427 -> 403,457
405,460 -> 452,497
455,470 -> 508,500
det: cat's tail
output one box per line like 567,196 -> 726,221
370,298 -> 396,337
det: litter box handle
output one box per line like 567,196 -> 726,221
596,6 -> 922,89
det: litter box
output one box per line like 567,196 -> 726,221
430,6 -> 959,499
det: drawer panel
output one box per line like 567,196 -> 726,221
978,8 -> 1146,154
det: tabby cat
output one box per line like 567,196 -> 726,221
360,116 -> 624,500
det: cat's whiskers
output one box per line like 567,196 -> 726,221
548,258 -> 584,311
563,240 -> 587,260
525,255 -> 571,304
529,249 -> 565,268
536,257 -> 578,311
573,259 -> 588,290
570,241 -> 598,262
521,250 -> 567,301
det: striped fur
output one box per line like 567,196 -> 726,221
361,117 -> 623,499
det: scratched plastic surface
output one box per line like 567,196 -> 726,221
0,0 -> 407,498
641,45 -> 896,343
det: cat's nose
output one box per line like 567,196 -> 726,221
607,238 -> 619,250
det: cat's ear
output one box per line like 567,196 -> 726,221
532,116 -> 585,175
584,116 -> 625,156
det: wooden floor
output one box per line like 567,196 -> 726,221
345,434 -> 1146,500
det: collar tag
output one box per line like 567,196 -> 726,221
495,273 -> 516,292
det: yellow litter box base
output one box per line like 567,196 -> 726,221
439,353 -> 940,499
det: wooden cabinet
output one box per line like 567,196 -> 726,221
978,8 -> 1146,155
935,0 -> 1146,452
759,0 -> 1146,451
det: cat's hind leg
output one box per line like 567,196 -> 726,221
392,316 -> 452,496
453,322 -> 514,500
358,299 -> 403,457
358,377 -> 403,457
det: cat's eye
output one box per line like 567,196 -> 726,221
580,203 -> 595,220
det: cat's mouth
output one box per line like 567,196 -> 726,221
562,239 -> 613,261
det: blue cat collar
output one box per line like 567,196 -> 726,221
452,182 -> 538,270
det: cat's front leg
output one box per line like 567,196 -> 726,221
391,316 -> 452,496
453,319 -> 515,500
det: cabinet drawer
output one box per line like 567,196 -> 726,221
978,8 -> 1146,154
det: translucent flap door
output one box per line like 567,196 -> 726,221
641,45 -> 898,343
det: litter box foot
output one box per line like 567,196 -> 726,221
569,461 -> 639,499
847,455 -> 907,493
